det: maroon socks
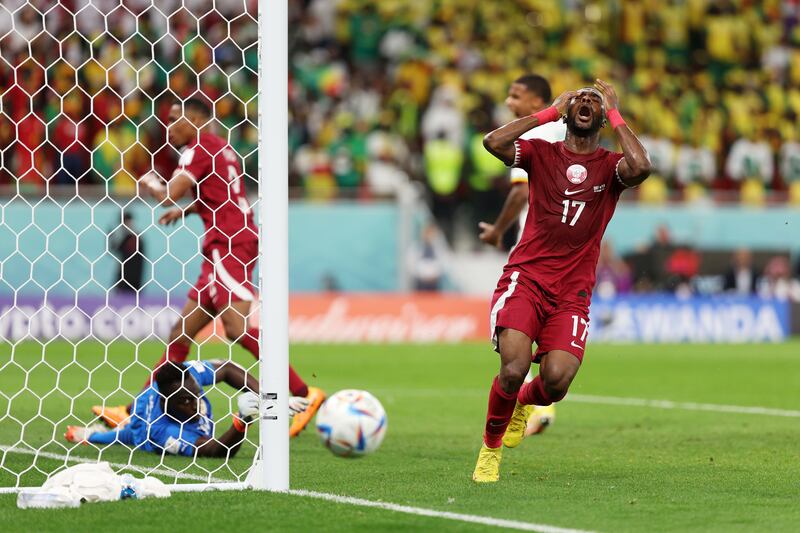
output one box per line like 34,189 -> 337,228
483,376 -> 518,448
239,327 -> 309,397
517,375 -> 566,405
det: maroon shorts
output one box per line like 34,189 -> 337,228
489,270 -> 589,363
188,240 -> 257,311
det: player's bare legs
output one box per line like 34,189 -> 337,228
518,351 -> 577,437
220,300 -> 325,437
220,300 -> 308,396
496,328 -> 533,394
473,328 -> 532,482
93,298 -> 214,427
218,299 -> 250,345
152,298 -> 216,377
518,350 -> 580,407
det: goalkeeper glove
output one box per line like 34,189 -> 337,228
239,392 -> 309,419
288,396 -> 310,417
233,393 -> 311,432
233,392 -> 259,432
237,391 -> 259,424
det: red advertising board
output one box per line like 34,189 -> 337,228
289,294 -> 489,343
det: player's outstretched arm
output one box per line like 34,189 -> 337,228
479,182 -> 528,248
194,425 -> 247,458
594,79 -> 652,187
483,90 -> 576,166
213,360 -> 259,393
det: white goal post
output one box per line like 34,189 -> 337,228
0,0 -> 288,494
256,0 -> 289,492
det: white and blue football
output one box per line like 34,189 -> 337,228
315,389 -> 387,457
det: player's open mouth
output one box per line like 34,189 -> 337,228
573,104 -> 593,127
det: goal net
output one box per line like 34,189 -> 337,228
0,0 -> 285,492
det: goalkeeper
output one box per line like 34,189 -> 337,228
65,360 -> 308,458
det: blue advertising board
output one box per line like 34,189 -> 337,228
589,295 -> 790,343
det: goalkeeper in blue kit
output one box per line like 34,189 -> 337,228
66,360 -> 309,458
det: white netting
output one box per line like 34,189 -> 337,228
0,0 -> 263,489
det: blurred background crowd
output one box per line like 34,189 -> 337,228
286,0 -> 800,205
2,0 -> 799,203
592,227 -> 800,300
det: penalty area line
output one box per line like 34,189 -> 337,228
289,489 -> 596,533
566,394 -> 800,418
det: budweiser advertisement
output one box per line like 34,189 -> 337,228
289,294 -> 489,343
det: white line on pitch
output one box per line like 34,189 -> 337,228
0,446 -> 228,484
0,393 -> 794,531
565,394 -> 800,418
1,446 -> 595,531
289,489 -> 596,533
379,388 -> 800,418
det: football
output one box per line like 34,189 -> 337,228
315,389 -> 387,457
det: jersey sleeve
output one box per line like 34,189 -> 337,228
151,421 -> 203,457
509,138 -> 534,171
510,138 -> 552,175
184,360 -> 217,387
173,145 -> 211,183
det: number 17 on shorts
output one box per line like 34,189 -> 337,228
570,314 -> 589,350
535,310 -> 590,362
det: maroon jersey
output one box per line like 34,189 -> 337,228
506,138 -> 626,305
172,132 -> 257,250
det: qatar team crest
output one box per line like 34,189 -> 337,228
566,164 -> 588,184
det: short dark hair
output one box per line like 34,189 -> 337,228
179,97 -> 212,118
513,74 -> 552,102
154,361 -> 185,395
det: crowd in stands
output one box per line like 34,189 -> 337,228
0,0 -> 258,193
594,227 -> 800,301
287,0 -> 800,207
2,0 -> 798,208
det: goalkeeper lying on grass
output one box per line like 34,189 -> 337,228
66,360 -> 309,458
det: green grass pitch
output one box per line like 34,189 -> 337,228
1,340 -> 799,532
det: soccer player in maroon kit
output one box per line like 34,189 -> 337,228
472,80 -> 652,482
94,98 -> 324,437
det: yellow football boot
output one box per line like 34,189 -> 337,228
472,444 -> 503,483
502,401 -> 533,448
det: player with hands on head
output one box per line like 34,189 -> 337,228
479,74 -> 568,440
68,360 -> 310,458
473,79 -> 650,482
95,97 -> 324,438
